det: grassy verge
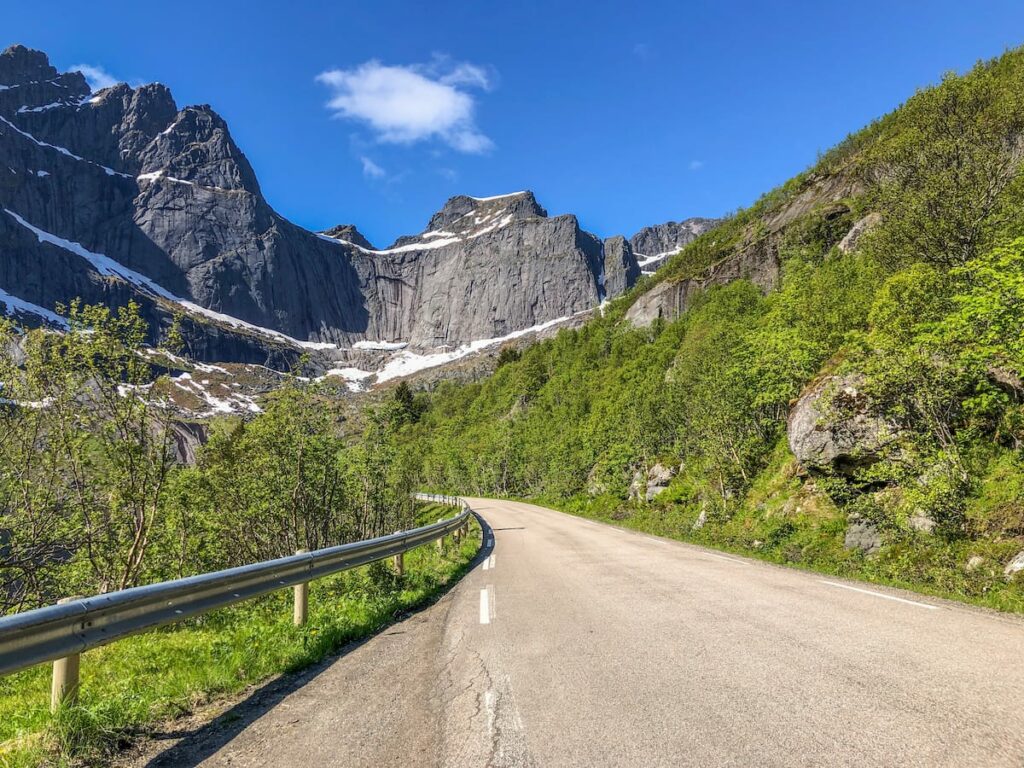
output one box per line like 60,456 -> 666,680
0,504 -> 478,767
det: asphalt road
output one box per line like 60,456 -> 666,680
134,498 -> 1024,767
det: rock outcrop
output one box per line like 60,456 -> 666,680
624,239 -> 780,327
837,212 -> 882,254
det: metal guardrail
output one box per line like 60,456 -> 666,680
0,495 -> 471,708
413,492 -> 462,506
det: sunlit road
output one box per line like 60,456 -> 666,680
134,498 -> 1024,767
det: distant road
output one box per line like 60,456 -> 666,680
134,498 -> 1024,767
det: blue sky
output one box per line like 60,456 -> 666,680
8,1 -> 1024,246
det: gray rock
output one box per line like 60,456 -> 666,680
628,468 -> 646,501
908,512 -> 937,534
165,420 -> 208,465
350,197 -> 607,346
630,218 -> 719,271
601,235 -> 641,299
643,462 -> 677,501
835,214 -> 884,256
787,374 -> 896,475
1004,551 -> 1024,579
0,44 -> 57,85
692,507 -> 708,530
844,517 -> 882,555
836,212 -> 881,254
585,465 -> 607,497
322,224 -> 374,250
625,239 -> 780,328
965,555 -> 986,572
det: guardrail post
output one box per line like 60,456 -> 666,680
437,519 -> 445,554
51,596 -> 81,712
393,532 -> 405,577
294,549 -> 309,626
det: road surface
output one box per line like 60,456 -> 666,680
134,498 -> 1024,767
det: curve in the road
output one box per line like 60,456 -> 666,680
131,498 -> 1024,768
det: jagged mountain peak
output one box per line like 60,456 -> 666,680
0,44 -> 57,86
322,224 -> 374,250
424,190 -> 546,234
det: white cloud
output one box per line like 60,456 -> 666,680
68,64 -> 119,92
316,58 -> 494,154
689,159 -> 704,171
360,156 -> 386,178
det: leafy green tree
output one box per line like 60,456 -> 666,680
0,302 -> 179,605
866,59 -> 1024,269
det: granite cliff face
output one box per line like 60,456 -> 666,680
324,192 -> 626,345
630,218 -> 719,272
0,44 -> 368,360
0,45 -> 706,369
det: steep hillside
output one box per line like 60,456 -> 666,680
395,49 -> 1024,611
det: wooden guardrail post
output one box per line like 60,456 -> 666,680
51,596 -> 80,712
437,519 -> 445,554
294,549 -> 309,626
393,532 -> 405,577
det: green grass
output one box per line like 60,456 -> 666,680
0,504 -> 478,767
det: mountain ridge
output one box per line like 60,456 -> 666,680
0,43 -> 716,374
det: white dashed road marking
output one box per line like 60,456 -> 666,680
480,587 -> 491,624
820,580 -> 939,610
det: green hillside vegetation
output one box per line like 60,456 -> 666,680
399,50 -> 1024,611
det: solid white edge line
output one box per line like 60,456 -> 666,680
702,551 -> 751,566
819,580 -> 939,610
479,587 -> 491,624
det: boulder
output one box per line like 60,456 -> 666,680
1004,551 -> 1024,579
844,517 -> 882,555
628,462 -> 678,502
908,512 -> 937,534
585,464 -> 607,497
628,468 -> 645,501
645,462 -> 677,501
787,374 -> 896,475
965,555 -> 986,572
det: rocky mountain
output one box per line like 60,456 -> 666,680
0,44 -> 709,374
630,218 -> 719,272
